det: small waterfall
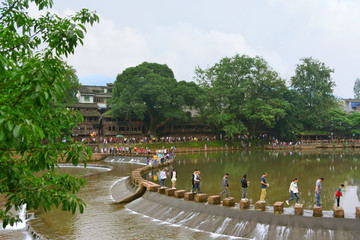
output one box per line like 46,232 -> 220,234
275,226 -> 291,240
230,222 -> 249,236
166,211 -> 185,223
2,204 -> 30,230
104,156 -> 147,165
251,223 -> 270,240
215,217 -> 232,234
178,212 -> 200,224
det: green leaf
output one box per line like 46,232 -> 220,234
36,126 -> 45,139
13,125 -> 22,138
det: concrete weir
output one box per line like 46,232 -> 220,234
111,158 -> 360,239
124,191 -> 360,239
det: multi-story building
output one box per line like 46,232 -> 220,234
76,83 -> 113,110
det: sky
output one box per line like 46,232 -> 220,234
37,0 -> 360,98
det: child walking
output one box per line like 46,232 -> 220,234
336,184 -> 344,207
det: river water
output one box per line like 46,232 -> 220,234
0,150 -> 359,239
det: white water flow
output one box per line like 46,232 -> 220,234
215,217 -> 232,234
275,226 -> 291,240
2,204 -> 28,230
251,223 -> 270,240
231,222 -> 249,236
178,212 -> 200,224
105,157 -> 147,165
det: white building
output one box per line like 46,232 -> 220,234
76,83 -> 114,110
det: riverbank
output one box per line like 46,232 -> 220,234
85,139 -> 360,154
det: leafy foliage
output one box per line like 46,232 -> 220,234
0,0 -> 98,227
109,62 -> 206,136
195,54 -> 289,137
291,57 -> 336,130
61,65 -> 81,105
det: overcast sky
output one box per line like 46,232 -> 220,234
45,0 -> 360,98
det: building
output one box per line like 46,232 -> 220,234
340,99 -> 360,113
76,83 -> 114,110
70,83 -> 213,139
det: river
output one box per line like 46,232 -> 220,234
0,150 -> 359,239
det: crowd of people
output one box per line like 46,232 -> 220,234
148,167 -> 345,208
237,172 -> 344,208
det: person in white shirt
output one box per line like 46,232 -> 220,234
191,171 -> 201,193
160,168 -> 167,188
171,168 -> 177,189
286,178 -> 299,205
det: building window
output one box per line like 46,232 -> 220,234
108,126 -> 111,131
84,96 -> 89,102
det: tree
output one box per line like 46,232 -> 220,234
195,54 -> 289,137
0,0 -> 98,227
291,57 -> 336,130
273,89 -> 303,141
349,112 -> 360,136
327,108 -> 351,131
61,65 -> 81,105
354,78 -> 360,99
109,62 -> 204,136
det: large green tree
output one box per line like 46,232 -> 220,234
195,54 -> 289,137
0,0 -> 98,227
291,57 -> 336,130
109,62 -> 205,136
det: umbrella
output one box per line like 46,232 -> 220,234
116,134 -> 124,138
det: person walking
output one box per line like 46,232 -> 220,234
191,169 -> 198,189
260,172 -> 269,202
220,173 -> 230,198
336,184 -> 344,207
315,177 -> 324,207
160,168 -> 167,188
286,178 -> 299,205
192,170 -> 201,193
241,174 -> 249,199
171,168 -> 177,189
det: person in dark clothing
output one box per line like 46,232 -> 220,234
241,174 -> 249,199
220,173 -> 230,197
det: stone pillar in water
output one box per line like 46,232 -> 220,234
273,201 -> 284,214
294,203 -> 303,215
149,184 -> 161,192
223,197 -> 235,207
333,207 -> 344,218
313,205 -> 322,217
357,206 -> 360,219
240,199 -> 250,209
184,192 -> 195,201
208,195 -> 221,205
174,190 -> 186,198
158,187 -> 168,194
195,193 -> 208,203
255,201 -> 266,211
165,188 -> 175,196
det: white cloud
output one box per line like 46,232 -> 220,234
27,0 -> 360,98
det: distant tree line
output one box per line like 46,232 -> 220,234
108,55 -> 359,141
